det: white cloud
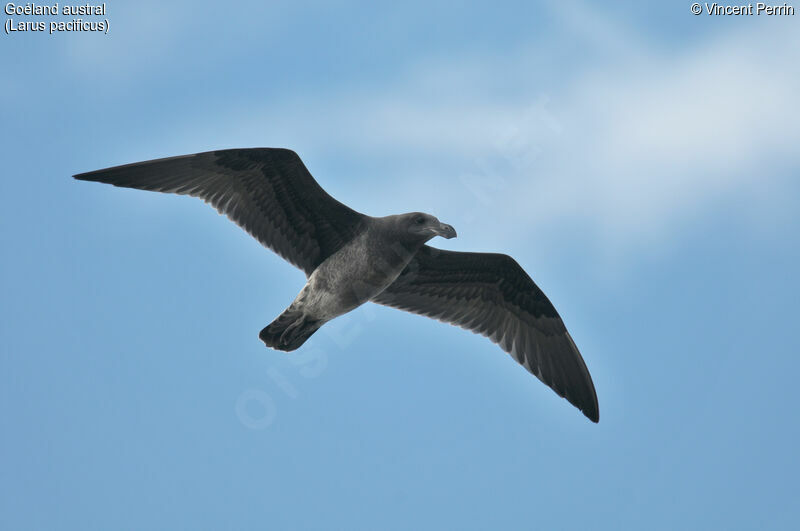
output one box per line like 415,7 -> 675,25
560,21 -> 800,244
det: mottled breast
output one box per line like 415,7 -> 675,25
308,226 -> 416,315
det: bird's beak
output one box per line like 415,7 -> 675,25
434,223 -> 457,239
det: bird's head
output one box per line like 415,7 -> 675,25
400,212 -> 457,241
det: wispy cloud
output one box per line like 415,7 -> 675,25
551,18 -> 800,251
140,4 -> 799,261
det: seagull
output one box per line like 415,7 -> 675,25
75,148 -> 599,422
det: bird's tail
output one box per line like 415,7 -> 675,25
259,309 -> 323,351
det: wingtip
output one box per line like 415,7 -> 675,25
73,169 -> 115,183
581,397 -> 600,423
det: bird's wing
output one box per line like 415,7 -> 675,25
74,148 -> 367,276
373,245 -> 599,422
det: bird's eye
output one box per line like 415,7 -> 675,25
415,217 -> 425,225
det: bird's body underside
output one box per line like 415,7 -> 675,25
260,223 -> 420,350
74,148 -> 599,422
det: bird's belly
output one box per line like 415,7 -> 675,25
301,245 -> 410,320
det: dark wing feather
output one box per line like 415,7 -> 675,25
373,245 -> 599,422
74,148 -> 366,275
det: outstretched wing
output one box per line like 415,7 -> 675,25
373,245 -> 599,422
74,148 -> 367,276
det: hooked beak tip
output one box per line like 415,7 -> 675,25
439,223 -> 457,239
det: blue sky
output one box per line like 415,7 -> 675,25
2,1 -> 799,529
